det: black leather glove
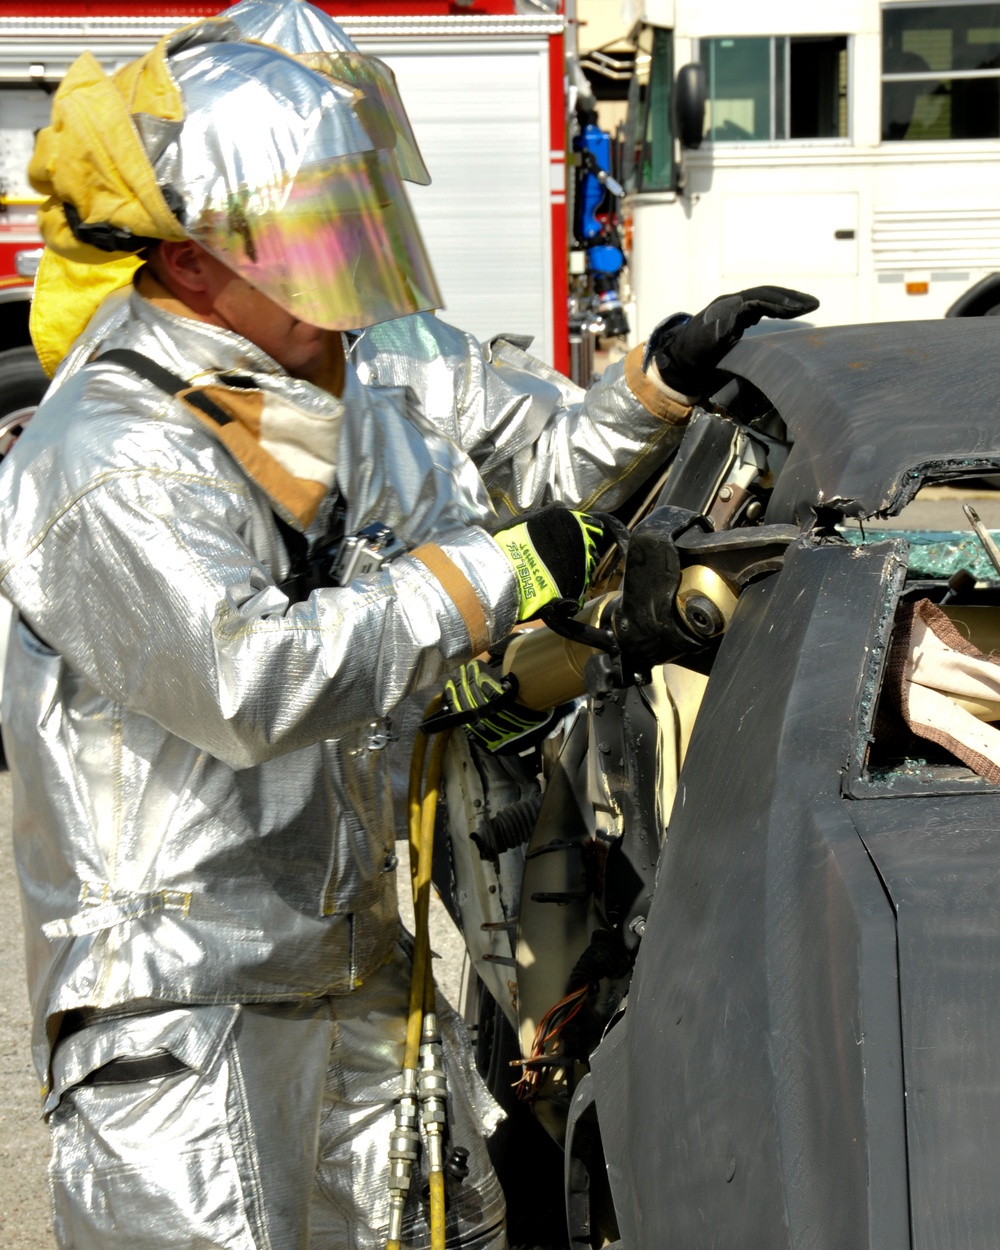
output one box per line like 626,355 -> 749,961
492,505 -> 604,622
648,286 -> 819,398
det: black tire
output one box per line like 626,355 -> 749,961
0,345 -> 48,456
471,974 -> 569,1249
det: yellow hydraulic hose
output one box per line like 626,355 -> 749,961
407,714 -> 431,901
404,708 -> 447,1067
387,705 -> 449,1250
428,1170 -> 446,1248
415,731 -> 451,1250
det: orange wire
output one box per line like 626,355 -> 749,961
514,984 -> 592,1099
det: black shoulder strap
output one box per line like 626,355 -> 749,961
94,348 -> 234,427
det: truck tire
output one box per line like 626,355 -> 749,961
946,274 -> 1000,317
0,344 -> 47,457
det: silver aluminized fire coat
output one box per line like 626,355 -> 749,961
0,291 -> 680,1103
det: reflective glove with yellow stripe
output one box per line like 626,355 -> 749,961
492,505 -> 604,622
427,661 -> 558,755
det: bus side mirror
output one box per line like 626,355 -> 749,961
675,62 -> 706,149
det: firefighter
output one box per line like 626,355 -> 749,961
0,3 -> 817,1247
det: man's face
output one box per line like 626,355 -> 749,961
148,241 -> 329,381
210,265 -> 329,380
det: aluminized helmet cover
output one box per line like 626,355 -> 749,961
222,0 -> 360,53
220,0 -> 430,184
154,39 -> 442,330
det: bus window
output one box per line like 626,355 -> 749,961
624,24 -> 675,192
702,35 -> 849,142
883,3 -> 1000,140
791,38 -> 849,138
704,37 -> 772,141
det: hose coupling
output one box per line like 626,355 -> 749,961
418,1012 -> 447,1171
387,1070 -> 421,1241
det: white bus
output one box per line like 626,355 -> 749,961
620,0 -> 1000,339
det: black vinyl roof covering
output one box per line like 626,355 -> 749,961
719,317 -> 1000,524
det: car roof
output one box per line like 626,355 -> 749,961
720,317 -> 1000,523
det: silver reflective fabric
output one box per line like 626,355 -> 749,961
48,946 -> 505,1250
2,292 -> 511,1092
351,319 -> 680,521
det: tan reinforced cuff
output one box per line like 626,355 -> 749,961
624,343 -> 696,425
411,543 -> 491,655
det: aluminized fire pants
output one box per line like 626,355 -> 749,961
46,942 -> 506,1250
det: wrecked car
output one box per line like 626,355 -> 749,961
421,316 -> 1000,1249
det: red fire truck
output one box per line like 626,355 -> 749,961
0,0 -> 569,432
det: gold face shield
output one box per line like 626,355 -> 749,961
190,149 -> 441,331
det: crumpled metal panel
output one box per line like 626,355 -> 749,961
720,318 -> 1000,524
